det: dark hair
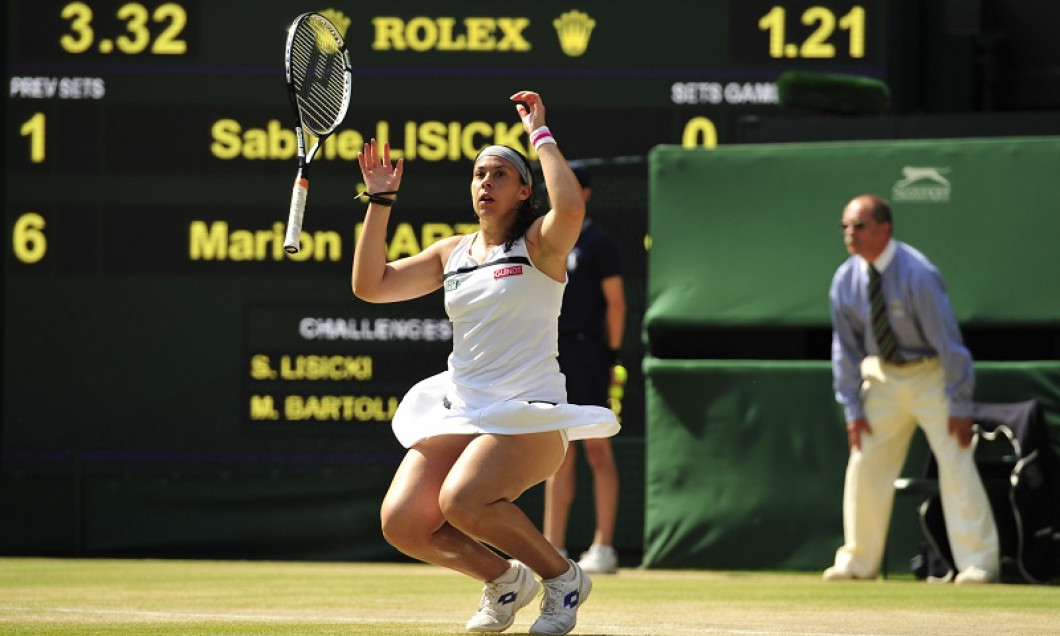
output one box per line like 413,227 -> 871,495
569,161 -> 591,188
864,194 -> 893,227
474,145 -> 541,250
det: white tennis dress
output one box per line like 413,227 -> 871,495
390,233 -> 621,448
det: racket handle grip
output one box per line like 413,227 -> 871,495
284,177 -> 308,254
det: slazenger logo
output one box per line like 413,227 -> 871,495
891,166 -> 951,202
494,265 -> 523,280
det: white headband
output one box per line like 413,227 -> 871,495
477,145 -> 532,185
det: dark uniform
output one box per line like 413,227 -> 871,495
558,218 -> 622,407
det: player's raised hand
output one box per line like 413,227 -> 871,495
511,90 -> 547,136
358,138 -> 403,197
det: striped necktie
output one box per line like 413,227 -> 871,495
868,265 -> 902,363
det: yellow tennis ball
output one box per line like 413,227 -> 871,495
314,23 -> 339,54
613,364 -> 628,385
609,385 -> 625,400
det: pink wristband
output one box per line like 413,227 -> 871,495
530,126 -> 556,150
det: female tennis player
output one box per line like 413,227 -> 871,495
351,90 -> 619,635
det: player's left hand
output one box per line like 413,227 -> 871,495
511,90 -> 546,135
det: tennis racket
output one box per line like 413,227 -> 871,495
283,12 -> 352,254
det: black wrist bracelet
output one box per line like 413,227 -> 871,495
360,190 -> 398,206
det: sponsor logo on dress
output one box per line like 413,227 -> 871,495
444,278 -> 460,292
494,265 -> 523,280
891,166 -> 951,203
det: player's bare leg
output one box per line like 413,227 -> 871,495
441,431 -> 571,579
543,444 -> 578,552
380,435 -> 512,582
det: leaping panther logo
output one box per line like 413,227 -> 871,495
892,166 -> 951,202
894,166 -> 951,188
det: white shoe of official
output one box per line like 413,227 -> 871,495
578,544 -> 618,574
529,560 -> 592,635
466,560 -> 541,633
954,566 -> 998,585
822,566 -> 870,581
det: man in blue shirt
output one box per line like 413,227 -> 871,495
823,194 -> 999,584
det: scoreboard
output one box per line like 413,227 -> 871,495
4,1 -> 889,459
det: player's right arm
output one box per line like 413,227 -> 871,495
351,139 -> 459,303
352,230 -> 458,303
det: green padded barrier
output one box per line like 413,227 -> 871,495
642,359 -> 1060,572
646,137 -> 1060,339
642,360 -> 848,570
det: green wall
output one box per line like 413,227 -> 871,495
646,137 -> 1060,334
641,360 -> 1060,572
643,138 -> 1060,575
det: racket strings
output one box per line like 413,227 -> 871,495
289,18 -> 349,134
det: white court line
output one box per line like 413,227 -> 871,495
0,606 -> 899,636
1,607 -> 446,625
593,626 -> 898,636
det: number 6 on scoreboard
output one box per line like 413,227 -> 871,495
283,12 -> 352,254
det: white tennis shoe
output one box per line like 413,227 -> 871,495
529,560 -> 592,635
466,560 -> 540,633
954,566 -> 997,585
577,544 -> 618,574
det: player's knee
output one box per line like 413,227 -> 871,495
380,506 -> 428,551
438,487 -> 483,535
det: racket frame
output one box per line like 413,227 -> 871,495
283,12 -> 352,254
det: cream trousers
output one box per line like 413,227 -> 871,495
832,357 -> 1000,578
